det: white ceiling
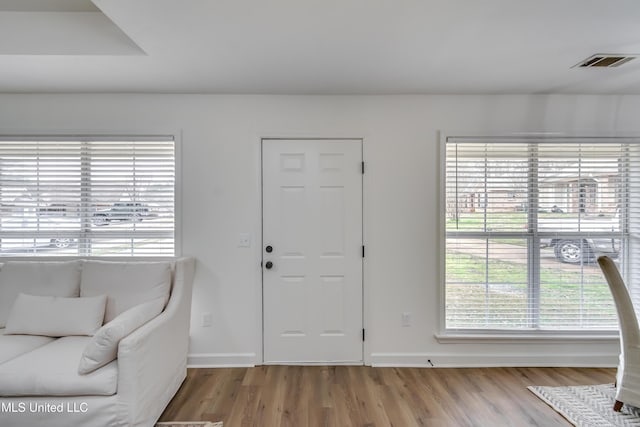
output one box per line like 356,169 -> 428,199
1,0 -> 640,94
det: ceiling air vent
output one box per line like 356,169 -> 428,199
574,54 -> 637,68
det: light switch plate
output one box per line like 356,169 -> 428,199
238,233 -> 251,247
201,312 -> 212,327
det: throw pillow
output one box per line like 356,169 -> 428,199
78,297 -> 165,375
5,293 -> 106,337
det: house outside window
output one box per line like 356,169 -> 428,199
443,136 -> 640,333
0,137 -> 175,257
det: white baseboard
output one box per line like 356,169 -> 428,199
187,352 -> 257,367
370,352 -> 618,368
186,351 -> 617,368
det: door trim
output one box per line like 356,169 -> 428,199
259,137 -> 365,365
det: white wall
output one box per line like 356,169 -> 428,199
0,93 -> 636,367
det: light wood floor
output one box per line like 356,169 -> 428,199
159,366 -> 615,427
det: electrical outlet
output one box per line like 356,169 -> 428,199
201,312 -> 212,327
402,312 -> 411,327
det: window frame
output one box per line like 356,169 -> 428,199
0,134 -> 181,259
438,133 -> 634,339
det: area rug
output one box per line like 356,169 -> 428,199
528,384 -> 640,426
156,422 -> 222,427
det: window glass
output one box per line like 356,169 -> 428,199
444,138 -> 628,331
0,138 -> 175,257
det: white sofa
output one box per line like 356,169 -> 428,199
0,257 -> 195,427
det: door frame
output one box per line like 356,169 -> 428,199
258,137 -> 367,365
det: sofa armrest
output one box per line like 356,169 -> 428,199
115,257 -> 195,427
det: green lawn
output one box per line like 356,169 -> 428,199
445,210 -> 617,329
445,251 -> 616,329
446,211 -> 607,232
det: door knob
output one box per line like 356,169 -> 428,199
265,245 -> 273,253
265,261 -> 273,269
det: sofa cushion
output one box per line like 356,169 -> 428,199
78,297 -> 165,374
0,260 -> 82,328
0,328 -> 55,365
80,260 -> 172,322
5,294 -> 107,337
0,336 -> 117,396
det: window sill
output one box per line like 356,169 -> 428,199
435,331 -> 619,344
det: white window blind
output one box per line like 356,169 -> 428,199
0,138 -> 175,257
444,136 -> 640,332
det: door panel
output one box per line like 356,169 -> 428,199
262,139 -> 363,364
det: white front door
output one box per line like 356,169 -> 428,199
262,139 -> 363,364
